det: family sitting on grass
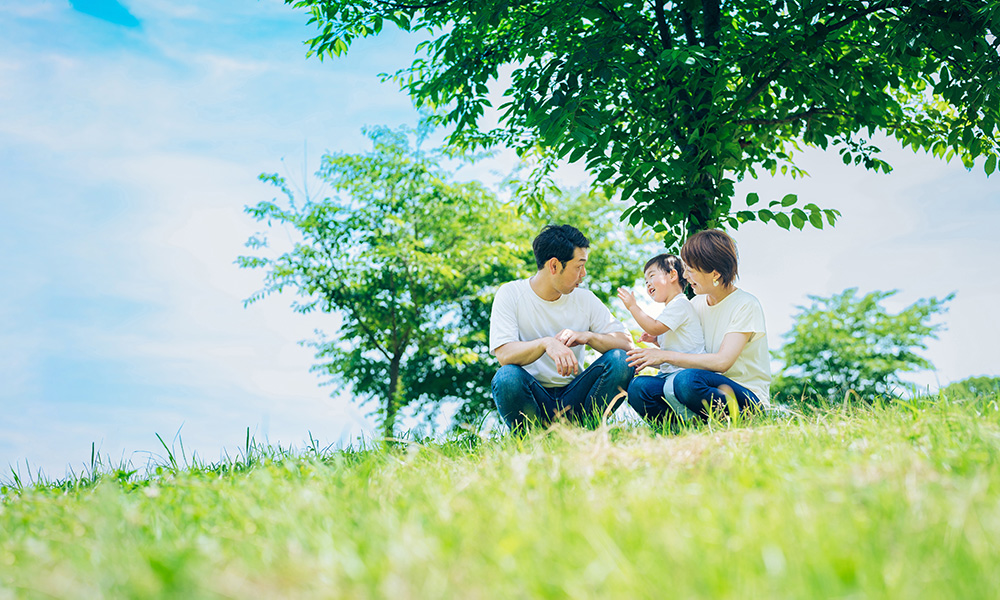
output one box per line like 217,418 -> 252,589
489,224 -> 771,432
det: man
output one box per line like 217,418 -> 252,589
489,224 -> 635,431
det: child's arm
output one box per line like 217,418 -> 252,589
616,287 -> 669,337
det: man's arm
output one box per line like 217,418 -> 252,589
556,330 -> 633,353
495,337 -> 580,376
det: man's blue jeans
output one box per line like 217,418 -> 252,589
628,368 -> 761,424
492,349 -> 635,432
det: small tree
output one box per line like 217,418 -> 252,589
773,287 -> 952,404
240,126 -> 525,438
940,376 -> 1000,401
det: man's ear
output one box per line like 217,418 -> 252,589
546,257 -> 562,274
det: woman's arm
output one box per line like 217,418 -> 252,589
626,331 -> 752,372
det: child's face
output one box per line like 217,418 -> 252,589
643,266 -> 675,303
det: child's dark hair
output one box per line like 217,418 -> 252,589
532,224 -> 589,270
644,253 -> 687,288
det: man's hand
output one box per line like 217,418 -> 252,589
639,332 -> 657,344
616,287 -> 638,312
626,346 -> 669,371
544,336 -> 579,376
555,329 -> 593,348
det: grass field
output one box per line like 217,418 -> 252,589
2,393 -> 999,599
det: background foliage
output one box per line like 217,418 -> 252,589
940,375 -> 1000,401
773,287 -> 953,404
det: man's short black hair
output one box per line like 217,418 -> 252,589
532,224 -> 589,270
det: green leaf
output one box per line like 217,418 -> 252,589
746,192 -> 760,206
808,211 -> 824,229
985,154 -> 997,176
774,213 -> 791,230
781,194 -> 797,207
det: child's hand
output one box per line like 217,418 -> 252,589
639,332 -> 657,345
617,287 -> 637,311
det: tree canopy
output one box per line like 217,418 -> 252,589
288,0 -> 1000,246
772,287 -> 952,403
239,127 -> 526,437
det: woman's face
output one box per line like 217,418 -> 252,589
682,263 -> 717,295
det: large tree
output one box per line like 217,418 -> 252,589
287,0 -> 999,246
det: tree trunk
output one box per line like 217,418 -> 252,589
383,354 -> 402,440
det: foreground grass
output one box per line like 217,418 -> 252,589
2,394 -> 999,599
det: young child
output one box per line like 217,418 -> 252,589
617,254 -> 705,419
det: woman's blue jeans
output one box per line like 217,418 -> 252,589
628,368 -> 761,424
491,349 -> 634,432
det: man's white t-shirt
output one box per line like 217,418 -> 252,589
654,295 -> 705,375
691,288 -> 771,405
489,278 -> 627,387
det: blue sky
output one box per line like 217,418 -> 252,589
2,0 -> 997,479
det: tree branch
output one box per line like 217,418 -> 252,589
594,0 -> 660,58
679,4 -> 698,46
731,2 -> 910,111
370,0 -> 452,10
702,0 -> 720,47
653,0 -> 673,50
738,56 -> 793,109
821,1 -> 907,37
735,106 -> 841,126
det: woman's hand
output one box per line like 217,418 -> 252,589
617,287 -> 638,312
639,332 -> 657,344
626,346 -> 670,371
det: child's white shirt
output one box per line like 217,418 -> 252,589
655,294 -> 706,375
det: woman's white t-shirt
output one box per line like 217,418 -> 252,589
691,289 -> 771,405
654,294 -> 705,375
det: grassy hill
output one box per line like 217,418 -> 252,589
2,394 -> 999,599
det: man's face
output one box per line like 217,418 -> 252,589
553,246 -> 588,295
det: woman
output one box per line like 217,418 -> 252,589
626,229 -> 771,423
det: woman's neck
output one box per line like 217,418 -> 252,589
706,284 -> 737,306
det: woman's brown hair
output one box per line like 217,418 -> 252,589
680,229 -> 739,287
